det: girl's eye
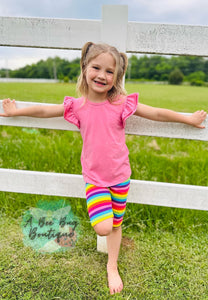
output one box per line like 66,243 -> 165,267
93,66 -> 99,70
107,70 -> 114,74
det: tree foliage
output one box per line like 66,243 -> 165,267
0,55 -> 208,85
127,55 -> 208,83
2,57 -> 81,81
168,68 -> 184,85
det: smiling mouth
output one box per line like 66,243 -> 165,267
94,80 -> 106,86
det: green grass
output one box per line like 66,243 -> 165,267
126,83 -> 208,112
0,82 -> 77,103
0,81 -> 208,111
0,82 -> 208,299
1,216 -> 208,299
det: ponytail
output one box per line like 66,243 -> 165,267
120,52 -> 128,76
80,42 -> 94,70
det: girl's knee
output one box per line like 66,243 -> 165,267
93,218 -> 113,236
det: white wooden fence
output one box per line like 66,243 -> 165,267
0,5 -> 208,252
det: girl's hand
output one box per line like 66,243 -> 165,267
1,99 -> 64,118
134,103 -> 207,128
0,98 -> 17,117
188,110 -> 207,128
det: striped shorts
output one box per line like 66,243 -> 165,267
85,178 -> 130,228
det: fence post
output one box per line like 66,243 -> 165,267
101,5 -> 128,51
97,5 -> 128,253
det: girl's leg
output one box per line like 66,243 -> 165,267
85,183 -> 113,235
106,179 -> 130,294
106,225 -> 123,295
85,180 -> 130,294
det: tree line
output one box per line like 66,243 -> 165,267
0,57 -> 80,83
128,55 -> 208,86
1,55 -> 208,86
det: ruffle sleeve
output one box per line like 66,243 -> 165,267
63,96 -> 80,129
122,93 -> 139,127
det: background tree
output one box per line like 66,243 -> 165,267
1,55 -> 208,85
168,68 -> 184,85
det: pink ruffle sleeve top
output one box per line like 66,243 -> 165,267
63,93 -> 138,187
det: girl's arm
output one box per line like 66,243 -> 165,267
134,103 -> 207,128
0,98 -> 64,118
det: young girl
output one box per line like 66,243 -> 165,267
0,42 -> 207,295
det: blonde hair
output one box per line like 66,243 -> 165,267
76,42 -> 128,102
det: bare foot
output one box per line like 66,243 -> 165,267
107,264 -> 123,295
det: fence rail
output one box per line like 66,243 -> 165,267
0,5 -> 208,252
0,101 -> 207,140
0,168 -> 208,211
1,16 -> 208,56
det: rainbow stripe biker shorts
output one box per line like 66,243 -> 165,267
85,178 -> 130,228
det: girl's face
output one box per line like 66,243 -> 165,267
85,52 -> 116,102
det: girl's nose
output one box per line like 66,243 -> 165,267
97,70 -> 105,79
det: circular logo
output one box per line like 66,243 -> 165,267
21,199 -> 80,253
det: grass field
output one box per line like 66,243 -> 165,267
0,82 -> 208,299
0,81 -> 208,111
